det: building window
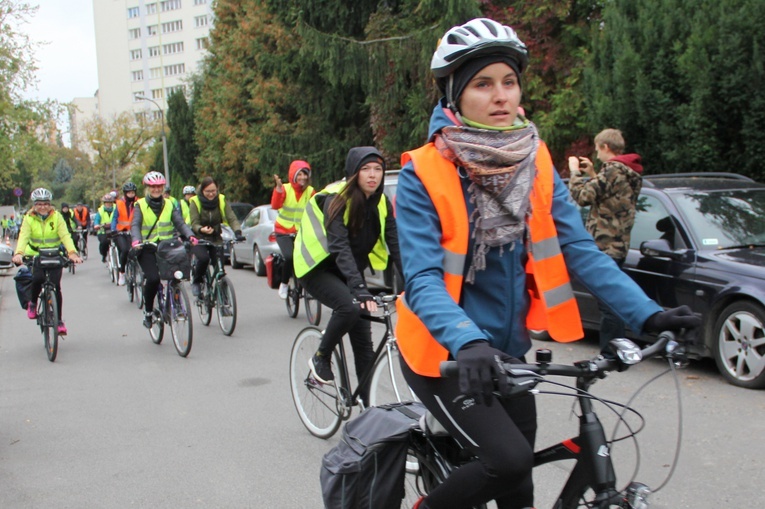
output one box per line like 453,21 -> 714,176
129,28 -> 141,39
151,89 -> 164,100
164,63 -> 186,76
130,49 -> 143,60
166,85 -> 185,97
194,0 -> 207,5
147,25 -> 158,36
150,67 -> 162,79
131,70 -> 144,81
148,46 -> 160,57
161,0 -> 182,11
194,15 -> 209,27
163,42 -> 184,55
146,3 -> 157,14
127,7 -> 140,18
161,20 -> 183,33
196,37 -> 209,50
133,92 -> 145,103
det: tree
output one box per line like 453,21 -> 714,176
166,90 -> 197,195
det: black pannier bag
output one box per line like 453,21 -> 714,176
320,401 -> 426,509
266,253 -> 284,289
14,266 -> 33,310
156,238 -> 191,280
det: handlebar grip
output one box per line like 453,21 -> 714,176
440,361 -> 459,378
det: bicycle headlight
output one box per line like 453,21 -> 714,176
625,482 -> 651,509
173,270 -> 184,280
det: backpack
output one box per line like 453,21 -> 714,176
14,266 -> 33,310
320,401 -> 426,509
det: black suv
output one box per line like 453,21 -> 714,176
573,173 -> 765,389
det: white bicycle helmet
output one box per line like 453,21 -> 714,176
143,171 -> 166,186
431,18 -> 529,79
182,185 -> 196,195
30,188 -> 53,202
102,193 -> 115,203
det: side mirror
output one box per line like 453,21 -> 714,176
640,239 -> 683,260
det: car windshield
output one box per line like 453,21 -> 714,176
672,189 -> 765,250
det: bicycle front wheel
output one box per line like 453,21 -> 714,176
304,290 -> 321,326
286,276 -> 300,318
42,289 -> 59,362
170,283 -> 193,357
289,327 -> 342,439
215,276 -> 237,336
134,264 -> 145,309
110,248 -> 120,285
558,480 -> 624,509
196,281 -> 213,326
79,237 -> 88,261
150,309 -> 164,345
368,341 -> 418,407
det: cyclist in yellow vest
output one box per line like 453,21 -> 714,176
131,171 -> 196,329
12,188 -> 83,336
188,176 -> 243,297
295,147 -> 402,405
395,19 -> 700,509
94,193 -> 116,264
271,160 -> 315,298
181,185 -> 196,225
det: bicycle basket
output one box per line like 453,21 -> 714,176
156,238 -> 191,280
34,248 -> 64,270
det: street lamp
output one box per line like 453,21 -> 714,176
136,95 -> 170,189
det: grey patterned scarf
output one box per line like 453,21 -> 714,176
436,123 -> 539,283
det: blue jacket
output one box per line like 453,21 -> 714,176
396,100 -> 661,359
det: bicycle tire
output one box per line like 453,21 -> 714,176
134,264 -> 145,309
304,290 -> 321,326
126,259 -> 135,302
170,283 -> 193,357
42,289 -> 59,362
286,276 -> 300,318
558,479 -> 624,509
111,248 -> 120,285
78,237 -> 88,261
150,308 -> 164,344
196,281 -> 213,326
289,327 -> 342,439
215,276 -> 237,336
368,341 -> 418,407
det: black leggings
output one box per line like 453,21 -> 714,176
401,358 -> 537,509
115,233 -> 132,272
138,250 -> 161,313
31,266 -> 63,320
191,244 -> 219,284
299,269 -> 374,403
98,234 -> 110,259
275,234 -> 294,283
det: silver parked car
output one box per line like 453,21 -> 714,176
0,242 -> 13,273
230,205 -> 280,275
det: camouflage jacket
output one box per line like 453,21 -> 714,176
568,159 -> 643,260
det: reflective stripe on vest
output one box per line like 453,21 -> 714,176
276,185 -> 313,231
25,212 -> 62,254
98,206 -> 115,226
395,142 -> 583,377
137,198 -> 174,242
189,194 -> 229,226
293,182 -> 388,278
116,199 -> 133,231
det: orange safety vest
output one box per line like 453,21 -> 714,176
396,141 -> 583,377
116,199 -> 134,231
73,207 -> 89,226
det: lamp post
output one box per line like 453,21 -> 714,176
136,95 -> 170,189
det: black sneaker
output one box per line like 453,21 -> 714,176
309,353 -> 334,384
143,311 -> 153,329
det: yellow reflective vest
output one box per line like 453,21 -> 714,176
189,194 -> 229,226
276,184 -> 314,231
16,210 -> 76,256
294,182 -> 388,278
137,198 -> 175,242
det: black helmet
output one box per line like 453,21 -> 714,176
123,182 -> 137,192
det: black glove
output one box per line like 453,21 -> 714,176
351,284 -> 374,304
235,235 -> 246,242
456,341 -> 508,406
644,305 -> 701,333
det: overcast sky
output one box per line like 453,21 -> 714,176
21,0 -> 99,103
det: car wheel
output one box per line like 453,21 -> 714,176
713,301 -> 765,389
230,246 -> 244,269
253,246 -> 266,276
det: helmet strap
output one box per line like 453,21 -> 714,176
445,75 -> 464,123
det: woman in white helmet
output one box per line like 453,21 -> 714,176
395,18 -> 698,509
12,188 -> 83,336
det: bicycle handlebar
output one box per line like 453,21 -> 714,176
440,331 -> 682,382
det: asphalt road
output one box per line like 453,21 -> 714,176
0,239 -> 762,508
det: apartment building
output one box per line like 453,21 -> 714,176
92,0 -> 213,119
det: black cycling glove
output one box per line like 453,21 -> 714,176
351,284 -> 374,304
643,305 -> 701,333
456,341 -> 508,406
